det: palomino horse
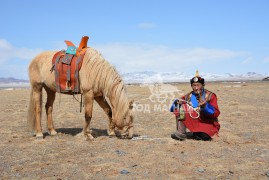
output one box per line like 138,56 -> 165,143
27,48 -> 134,139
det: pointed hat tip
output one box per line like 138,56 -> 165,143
195,70 -> 199,77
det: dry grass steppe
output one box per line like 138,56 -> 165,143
0,81 -> 268,179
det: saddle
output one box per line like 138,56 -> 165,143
51,36 -> 89,94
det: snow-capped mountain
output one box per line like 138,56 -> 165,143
122,71 -> 189,83
0,72 -> 268,88
121,71 -> 268,84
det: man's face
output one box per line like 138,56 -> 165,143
191,82 -> 204,94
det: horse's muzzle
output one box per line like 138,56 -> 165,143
127,126 -> 134,139
120,125 -> 134,139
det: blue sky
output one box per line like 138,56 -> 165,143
1,0 -> 268,79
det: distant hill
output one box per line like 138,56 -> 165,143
0,77 -> 29,83
0,71 -> 268,85
121,71 -> 269,83
262,77 -> 269,81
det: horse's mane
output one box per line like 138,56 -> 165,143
82,48 -> 130,123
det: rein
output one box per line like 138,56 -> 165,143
186,103 -> 200,119
71,93 -> 83,112
178,99 -> 200,119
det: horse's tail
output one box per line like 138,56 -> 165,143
27,88 -> 35,132
27,88 -> 37,133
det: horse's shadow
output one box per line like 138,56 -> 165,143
44,128 -> 109,138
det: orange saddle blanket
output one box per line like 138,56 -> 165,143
51,36 -> 89,94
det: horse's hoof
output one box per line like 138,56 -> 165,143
86,134 -> 94,141
36,133 -> 44,139
76,132 -> 94,141
85,136 -> 94,141
48,129 -> 57,136
107,130 -> 116,136
82,132 -> 94,141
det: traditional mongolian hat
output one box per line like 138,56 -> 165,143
190,70 -> 205,85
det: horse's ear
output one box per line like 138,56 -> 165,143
129,100 -> 134,109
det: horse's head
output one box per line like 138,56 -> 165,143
114,100 -> 134,139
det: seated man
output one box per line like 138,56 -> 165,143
170,73 -> 220,141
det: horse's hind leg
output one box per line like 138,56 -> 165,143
94,96 -> 115,136
44,87 -> 57,136
32,84 -> 43,138
82,90 -> 94,140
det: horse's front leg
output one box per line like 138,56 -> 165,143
82,90 -> 94,140
44,87 -> 57,136
94,96 -> 115,136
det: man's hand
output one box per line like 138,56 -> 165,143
173,99 -> 182,105
198,97 -> 207,108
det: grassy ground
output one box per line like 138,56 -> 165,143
0,81 -> 268,179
